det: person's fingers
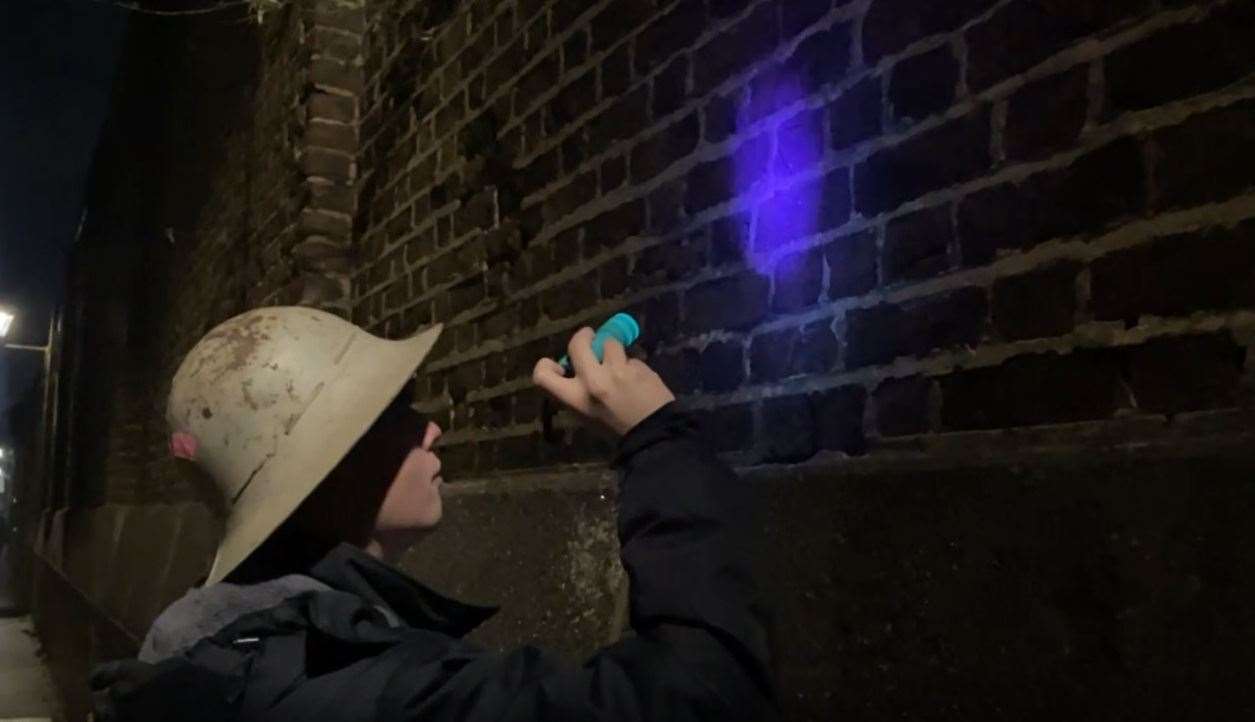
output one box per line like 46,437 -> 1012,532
568,327 -> 608,393
601,337 -> 627,368
532,357 -> 590,411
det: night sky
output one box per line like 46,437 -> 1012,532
0,0 -> 127,440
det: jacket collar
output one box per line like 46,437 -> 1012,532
307,543 -> 500,638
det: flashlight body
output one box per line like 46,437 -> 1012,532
558,313 -> 640,374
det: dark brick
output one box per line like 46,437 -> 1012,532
518,296 -> 540,329
829,76 -> 883,151
750,326 -> 798,382
591,0 -> 655,52
959,137 -> 1146,265
711,213 -> 751,267
633,233 -> 707,287
967,0 -> 1152,92
651,347 -> 701,394
683,271 -> 771,332
813,385 -> 867,455
601,155 -> 627,192
762,395 -> 818,462
782,0 -> 831,37
630,112 -> 700,183
480,306 -> 518,342
684,135 -> 771,213
303,148 -> 353,181
589,87 -> 648,148
647,181 -> 685,235
940,350 -> 1122,430
772,247 -> 824,313
1151,98 -> 1255,212
872,376 -> 932,436
752,320 -> 842,382
306,122 -> 357,154
520,149 -> 559,198
635,0 -> 706,75
563,28 -> 589,72
487,37 -> 526,88
549,69 -> 597,126
1091,220 -> 1255,323
782,22 -> 854,96
552,0 -> 588,29
635,291 -> 682,352
1004,66 -> 1090,162
854,107 -> 990,216
701,340 -> 746,393
454,189 -> 496,237
600,256 -> 630,298
864,0 -> 999,62
695,3 -> 780,89
992,261 -> 1080,341
652,56 -> 690,118
541,276 -> 598,320
308,90 -> 357,124
824,229 -> 878,299
846,287 -> 987,367
1109,2 -> 1255,114
755,169 -> 851,253
793,321 -> 841,376
541,171 -> 598,223
560,133 -> 588,174
585,200 -> 646,256
690,403 -> 755,454
883,205 -> 953,283
448,277 -> 486,315
889,45 -> 959,123
602,44 -> 632,97
1128,333 -> 1245,414
774,108 -> 826,177
516,52 -> 559,114
704,92 -> 741,143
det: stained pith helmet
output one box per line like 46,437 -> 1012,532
166,306 -> 442,585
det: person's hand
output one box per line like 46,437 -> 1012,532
532,327 -> 676,437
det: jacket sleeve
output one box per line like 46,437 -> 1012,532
383,401 -> 779,722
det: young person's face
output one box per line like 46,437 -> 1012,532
373,418 -> 444,540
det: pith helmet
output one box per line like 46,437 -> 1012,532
166,306 -> 443,585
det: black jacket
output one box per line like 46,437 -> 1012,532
89,402 -> 778,721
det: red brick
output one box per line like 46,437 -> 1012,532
711,213 -> 752,267
754,169 -> 852,253
632,234 -> 707,289
634,0 -> 706,75
813,385 -> 867,455
772,247 -> 824,313
630,112 -> 700,183
864,0 -> 999,62
888,44 -> 959,123
829,75 -> 883,151
1107,1 -> 1255,114
846,287 -> 987,368
690,403 -> 756,454
704,91 -> 742,143
652,55 -> 690,119
684,134 -> 770,213
762,395 -> 818,462
651,347 -> 701,394
590,0 -> 655,52
992,261 -> 1080,341
1128,332 -> 1245,414
1090,220 -> 1255,323
1150,98 -> 1255,212
694,2 -> 780,89
959,137 -> 1146,266
883,205 -> 953,283
824,229 -> 877,300
940,349 -> 1122,430
967,0 -> 1152,92
872,376 -> 933,436
854,107 -> 990,216
1004,66 -> 1090,162
750,321 -> 840,382
683,271 -> 771,332
700,340 -> 746,393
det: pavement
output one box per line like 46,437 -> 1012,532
0,543 -> 60,722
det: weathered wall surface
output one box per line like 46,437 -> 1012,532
14,0 -> 1255,719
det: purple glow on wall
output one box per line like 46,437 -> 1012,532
734,71 -> 826,289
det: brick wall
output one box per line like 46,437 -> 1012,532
19,0 -> 1255,718
345,0 -> 1255,481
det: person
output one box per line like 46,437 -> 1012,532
88,306 -> 777,721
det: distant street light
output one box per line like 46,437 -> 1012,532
0,310 -> 13,339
